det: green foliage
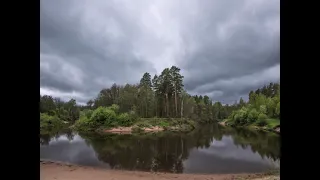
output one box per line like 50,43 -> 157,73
158,121 -> 169,127
257,114 -> 268,126
40,95 -> 81,123
135,121 -> 152,128
225,83 -> 280,129
233,107 -> 249,125
74,105 -> 140,131
90,107 -> 117,126
40,113 -> 63,130
275,102 -> 280,117
248,108 -> 259,123
117,113 -> 134,127
259,105 -> 267,115
74,116 -> 97,131
108,104 -> 120,114
266,118 -> 280,129
80,109 -> 93,119
40,66 -> 279,133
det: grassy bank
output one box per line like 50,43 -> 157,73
221,118 -> 280,133
72,104 -> 196,133
130,118 -> 196,132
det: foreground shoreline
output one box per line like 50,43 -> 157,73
40,160 -> 279,180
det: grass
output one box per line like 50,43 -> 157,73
265,118 -> 280,129
223,117 -> 280,133
131,118 -> 196,132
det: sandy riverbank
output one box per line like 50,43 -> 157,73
40,161 -> 279,180
104,126 -> 164,133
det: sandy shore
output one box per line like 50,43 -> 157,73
104,126 -> 164,133
40,161 -> 279,180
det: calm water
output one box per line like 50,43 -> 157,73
40,124 -> 280,174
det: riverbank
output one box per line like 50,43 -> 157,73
103,125 -> 164,133
219,119 -> 280,134
92,118 -> 196,134
40,160 -> 279,180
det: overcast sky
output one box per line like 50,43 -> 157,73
40,0 -> 280,105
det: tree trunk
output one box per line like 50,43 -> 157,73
155,97 -> 157,117
181,98 -> 183,119
165,93 -> 169,117
145,100 -> 148,118
175,86 -> 178,117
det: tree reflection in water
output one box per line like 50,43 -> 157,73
76,123 -> 280,173
40,123 -> 280,173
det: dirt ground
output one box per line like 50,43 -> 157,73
40,161 -> 279,180
104,126 -> 164,133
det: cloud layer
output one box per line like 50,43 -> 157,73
40,0 -> 280,104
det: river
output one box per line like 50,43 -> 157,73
40,123 -> 280,174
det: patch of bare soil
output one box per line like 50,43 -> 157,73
219,121 -> 226,126
104,127 -> 133,133
40,161 -> 275,180
104,126 -> 164,134
143,126 -> 164,132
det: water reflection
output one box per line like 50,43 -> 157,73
40,124 -> 280,174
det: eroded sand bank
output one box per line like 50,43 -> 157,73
40,160 -> 279,180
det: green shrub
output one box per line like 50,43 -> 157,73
158,121 -> 169,127
171,119 -> 180,126
40,113 -> 62,130
259,105 -> 267,114
90,107 -> 117,126
74,116 -> 97,131
232,108 -> 249,126
80,109 -> 93,119
275,102 -> 280,117
248,108 -> 259,123
56,108 -> 69,121
135,121 -> 151,128
117,113 -> 134,127
108,104 -> 120,114
257,113 -> 268,126
186,119 -> 196,128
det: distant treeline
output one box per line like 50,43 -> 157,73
40,66 -> 280,128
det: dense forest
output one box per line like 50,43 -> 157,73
40,66 -> 280,132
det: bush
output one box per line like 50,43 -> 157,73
186,119 -> 196,128
135,121 -> 152,128
248,108 -> 259,123
80,109 -> 93,119
40,113 -> 62,130
90,107 -> 117,126
158,121 -> 169,127
117,113 -> 134,127
233,107 -> 249,126
257,113 -> 268,126
74,116 -> 97,131
108,104 -> 120,114
259,105 -> 267,114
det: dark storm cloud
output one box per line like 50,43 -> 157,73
40,0 -> 279,104
40,0 -> 158,104
175,0 -> 280,103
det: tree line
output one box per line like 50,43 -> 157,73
84,66 -> 242,122
40,65 -> 280,126
226,82 -> 280,127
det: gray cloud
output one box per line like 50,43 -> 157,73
40,0 -> 280,104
